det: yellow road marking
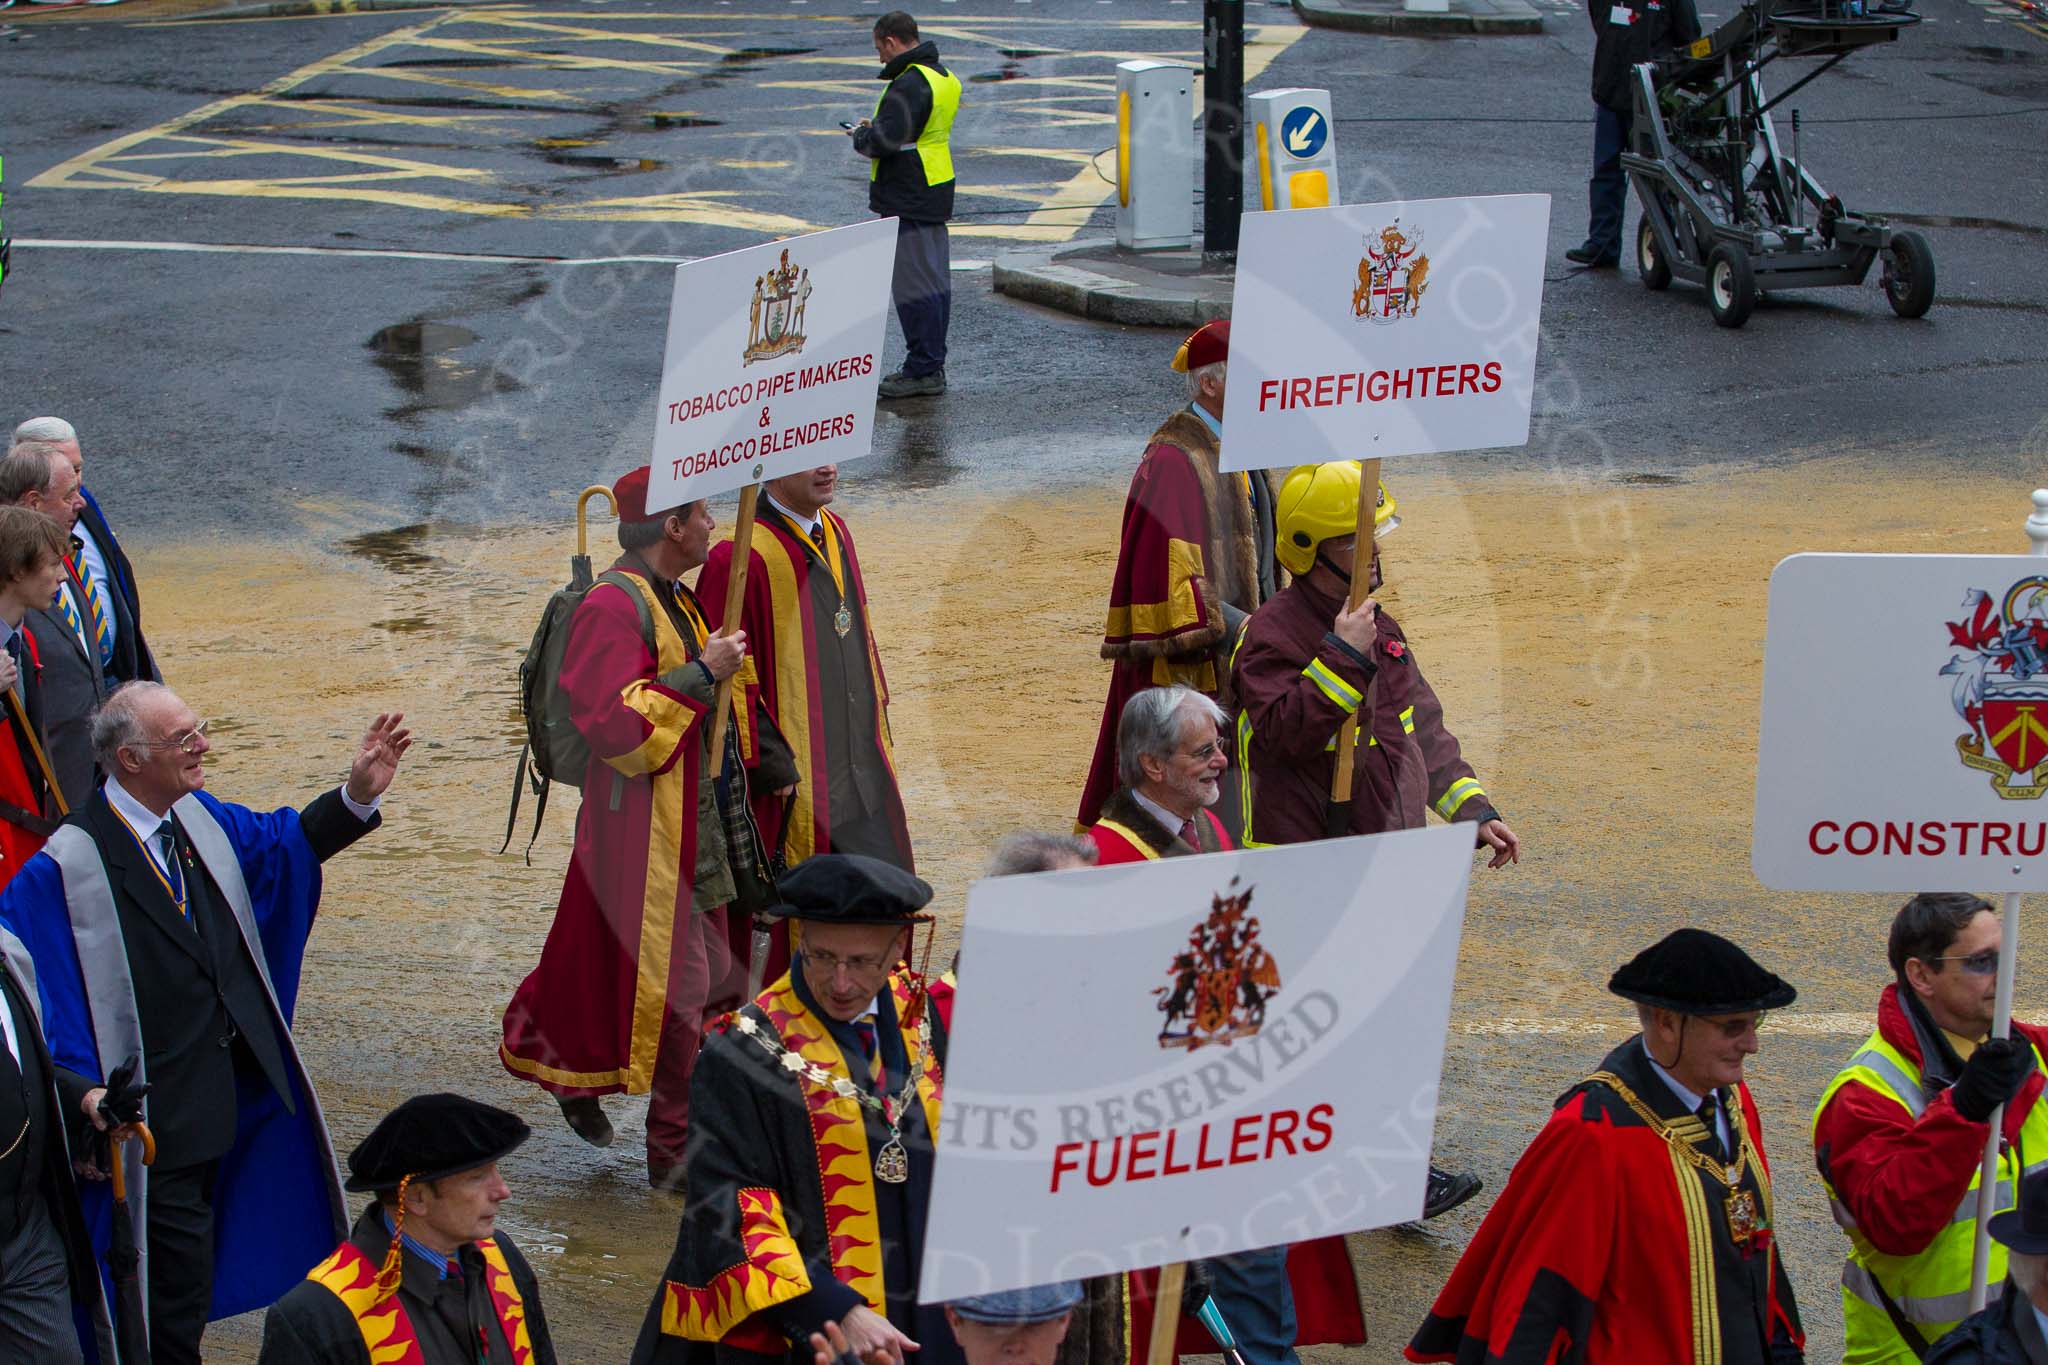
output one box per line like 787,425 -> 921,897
34,9 -> 1305,240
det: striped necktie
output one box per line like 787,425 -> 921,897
74,555 -> 114,672
854,1013 -> 885,1089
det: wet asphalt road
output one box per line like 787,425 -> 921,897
1,0 -> 2045,544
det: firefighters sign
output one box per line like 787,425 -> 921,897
918,825 -> 1475,1301
1754,553 -> 2048,891
1218,194 -> 1550,473
647,217 -> 895,511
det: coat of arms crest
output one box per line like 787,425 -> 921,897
1941,575 -> 2048,799
1155,877 -> 1282,1051
1351,220 -> 1429,325
744,248 -> 813,366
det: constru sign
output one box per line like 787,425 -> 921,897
1755,553 -> 2048,892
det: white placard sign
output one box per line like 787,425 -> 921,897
647,217 -> 896,511
918,825 -> 1475,1302
1218,194 -> 1550,473
1755,553 -> 2048,891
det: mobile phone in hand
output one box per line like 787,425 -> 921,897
838,120 -> 859,131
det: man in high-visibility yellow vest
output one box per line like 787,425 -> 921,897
1814,892 -> 2048,1363
849,11 -> 958,401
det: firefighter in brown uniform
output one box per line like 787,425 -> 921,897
257,1094 -> 557,1365
1230,460 -> 1519,1218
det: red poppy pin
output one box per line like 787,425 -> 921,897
1384,639 -> 1407,659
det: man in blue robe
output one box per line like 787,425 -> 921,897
0,680 -> 409,1364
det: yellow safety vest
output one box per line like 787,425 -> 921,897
1814,1030 -> 2048,1364
871,64 -> 959,187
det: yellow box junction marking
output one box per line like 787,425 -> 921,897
33,8 -> 1305,241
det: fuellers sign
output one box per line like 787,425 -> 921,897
918,825 -> 1476,1302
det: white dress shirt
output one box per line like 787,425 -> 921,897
0,974 -> 20,1070
1130,788 -> 1196,844
764,492 -> 822,541
1643,1038 -> 1732,1154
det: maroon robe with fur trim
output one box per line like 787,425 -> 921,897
1079,409 -> 1269,829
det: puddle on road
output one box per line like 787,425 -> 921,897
340,521 -> 438,573
646,112 -> 722,128
969,64 -> 1028,83
722,45 -> 817,60
366,320 -> 523,420
540,151 -> 668,173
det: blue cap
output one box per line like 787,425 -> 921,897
948,1282 -> 1085,1326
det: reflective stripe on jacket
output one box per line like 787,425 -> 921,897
1814,995 -> 2048,1364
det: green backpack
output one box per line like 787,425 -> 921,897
500,558 -> 651,862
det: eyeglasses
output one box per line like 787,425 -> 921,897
1701,1013 -> 1766,1039
1178,740 -> 1227,763
1926,950 -> 2001,976
803,948 -> 897,976
139,720 -> 209,756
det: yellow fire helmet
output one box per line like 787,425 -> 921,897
1273,462 -> 1400,577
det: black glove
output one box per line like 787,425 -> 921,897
1952,1037 -> 2035,1123
97,1054 -> 151,1129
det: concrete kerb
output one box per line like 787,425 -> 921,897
992,238 -> 1232,329
1293,0 -> 1544,36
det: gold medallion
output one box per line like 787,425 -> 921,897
1726,1187 -> 1760,1249
834,606 -> 853,639
874,1136 -> 910,1184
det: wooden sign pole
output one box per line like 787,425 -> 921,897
5,689 -> 65,818
1327,457 -> 1382,803
1146,1263 -> 1187,1365
707,484 -> 760,779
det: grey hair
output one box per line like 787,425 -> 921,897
90,681 -> 175,770
616,500 -> 697,553
0,446 -> 57,504
1117,685 -> 1228,788
12,417 -> 76,445
1185,359 -> 1226,401
2011,1251 -> 2048,1298
985,832 -> 1097,877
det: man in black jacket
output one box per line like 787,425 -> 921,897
0,926 -> 113,1364
849,11 -> 960,400
1566,0 -> 1700,267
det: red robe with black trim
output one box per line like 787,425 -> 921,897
0,661 -> 55,891
1408,1038 -> 1804,1365
1079,411 -> 1268,830
500,567 -> 712,1098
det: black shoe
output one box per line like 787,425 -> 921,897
648,1161 -> 687,1194
878,368 -> 946,399
1423,1164 -> 1482,1219
1565,244 -> 1619,268
557,1095 -> 614,1148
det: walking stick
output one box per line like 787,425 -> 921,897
1327,458 -> 1383,806
707,486 -> 760,780
5,688 -> 66,818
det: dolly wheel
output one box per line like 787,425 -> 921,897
1707,244 -> 1755,328
1883,230 -> 1936,319
1637,217 -> 1672,292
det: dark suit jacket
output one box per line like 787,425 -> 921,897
0,947 -> 106,1332
3,629 -> 55,832
77,489 -> 157,684
68,787 -> 377,1168
22,569 -> 108,812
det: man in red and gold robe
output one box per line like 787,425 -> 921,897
1079,321 -> 1279,842
1408,929 -> 1806,1365
631,854 -> 955,1365
700,464 -> 912,997
502,467 -> 790,1188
